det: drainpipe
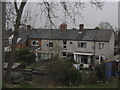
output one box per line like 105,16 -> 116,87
116,60 -> 120,89
93,40 -> 96,67
26,35 -> 28,46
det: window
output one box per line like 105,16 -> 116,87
70,42 -> 73,44
62,52 -> 67,59
31,40 -> 39,46
39,53 -> 54,60
45,53 -> 49,59
78,42 -> 86,48
99,43 -> 104,49
63,53 -> 66,56
95,56 -> 99,60
63,41 -> 67,44
81,55 -> 88,64
62,41 -> 67,49
41,53 -> 45,60
48,42 -> 54,47
63,46 -> 66,48
50,53 -> 54,58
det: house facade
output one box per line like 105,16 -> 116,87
7,24 -> 115,65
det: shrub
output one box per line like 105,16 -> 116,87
5,50 -> 36,65
47,57 -> 82,87
5,51 -> 11,62
94,63 -> 106,82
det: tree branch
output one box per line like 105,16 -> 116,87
14,0 -> 19,14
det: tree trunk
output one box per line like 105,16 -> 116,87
4,1 -> 26,82
4,34 -> 18,82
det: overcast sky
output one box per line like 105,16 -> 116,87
79,2 -> 118,29
23,2 -> 118,29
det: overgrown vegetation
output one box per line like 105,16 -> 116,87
47,57 -> 82,87
94,63 -> 106,82
5,49 -> 36,65
3,82 -> 35,88
3,55 -> 117,88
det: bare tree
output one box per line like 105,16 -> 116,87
4,0 -> 27,82
4,1 -> 104,82
99,21 -> 113,30
35,1 -> 104,29
6,1 -> 104,29
6,2 -> 16,29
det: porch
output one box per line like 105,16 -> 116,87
73,52 -> 94,65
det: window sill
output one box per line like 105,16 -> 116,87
31,45 -> 39,46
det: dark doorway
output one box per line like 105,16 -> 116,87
81,55 -> 88,64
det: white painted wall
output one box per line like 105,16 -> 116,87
36,32 -> 114,61
95,33 -> 114,60
67,41 -> 95,53
38,39 -> 62,56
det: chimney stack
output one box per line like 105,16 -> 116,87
27,25 -> 32,29
60,23 -> 67,32
79,24 -> 84,31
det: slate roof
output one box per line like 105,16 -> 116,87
21,46 -> 40,51
18,28 -> 113,42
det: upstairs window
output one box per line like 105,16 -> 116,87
99,43 -> 104,49
70,42 -> 73,44
62,41 -> 67,49
95,55 -> 99,60
48,42 -> 54,47
78,42 -> 86,48
31,40 -> 39,46
63,46 -> 66,48
63,41 -> 67,45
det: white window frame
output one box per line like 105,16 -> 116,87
62,41 -> 67,49
31,40 -> 39,46
38,53 -> 54,60
99,56 -> 105,64
78,42 -> 86,48
69,42 -> 73,44
98,43 -> 104,49
62,52 -> 67,59
48,42 -> 54,47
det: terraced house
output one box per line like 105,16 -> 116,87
7,24 -> 115,66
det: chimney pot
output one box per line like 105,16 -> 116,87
60,23 -> 67,32
79,24 -> 84,31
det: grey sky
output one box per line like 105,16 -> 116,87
82,2 -> 118,29
24,2 -> 118,29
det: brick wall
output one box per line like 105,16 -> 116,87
28,38 -> 41,46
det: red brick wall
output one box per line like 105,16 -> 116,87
28,38 -> 41,46
17,41 -> 26,49
21,41 -> 26,48
17,44 -> 21,49
16,38 -> 41,49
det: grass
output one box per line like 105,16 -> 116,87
18,82 -> 35,88
80,83 -> 117,88
56,83 -> 117,88
3,82 -> 35,88
3,82 -> 117,88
